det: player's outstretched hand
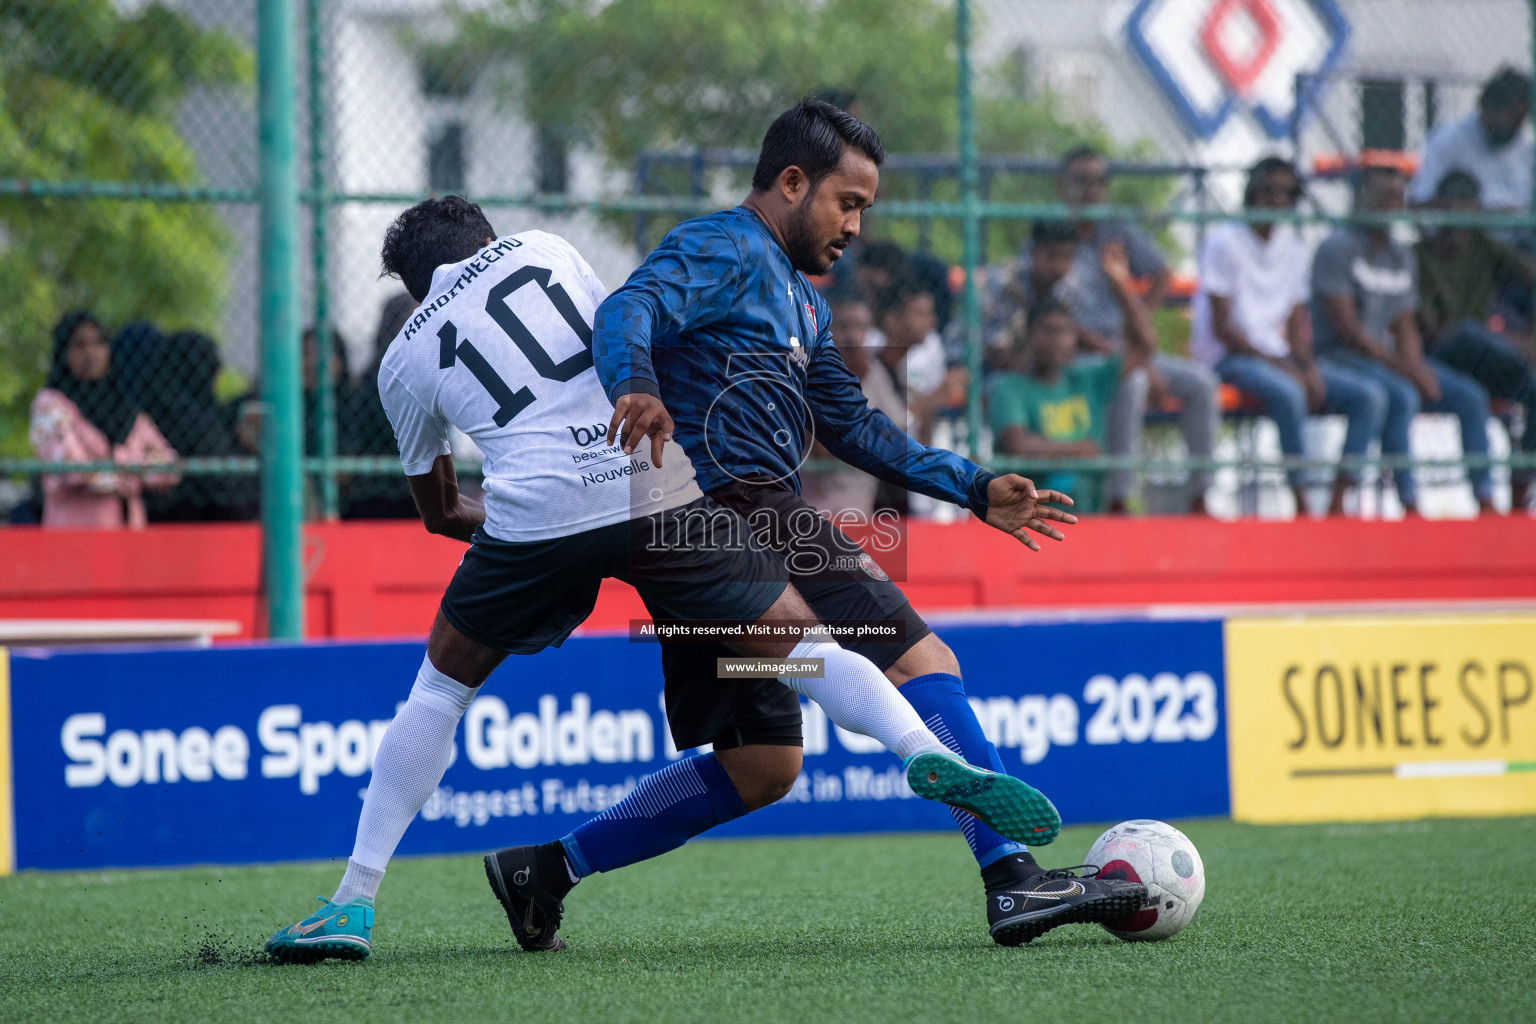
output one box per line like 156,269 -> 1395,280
606,392 -> 675,468
983,473 -> 1077,552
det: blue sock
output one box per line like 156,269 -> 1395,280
561,753 -> 747,877
900,672 -> 1034,871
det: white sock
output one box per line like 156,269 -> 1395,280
780,639 -> 948,759
332,655 -> 477,904
333,859 -> 384,905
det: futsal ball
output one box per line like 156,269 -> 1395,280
1084,819 -> 1205,941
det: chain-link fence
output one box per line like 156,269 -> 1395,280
4,1 -> 1534,544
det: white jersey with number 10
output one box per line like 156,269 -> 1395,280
378,230 -> 702,543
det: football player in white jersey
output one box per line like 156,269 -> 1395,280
265,197 -> 1063,962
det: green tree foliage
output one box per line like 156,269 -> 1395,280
0,0 -> 251,454
455,0 -> 1172,258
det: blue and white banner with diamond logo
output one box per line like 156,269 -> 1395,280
1125,0 -> 1350,140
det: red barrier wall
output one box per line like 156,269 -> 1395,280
1,516 -> 1533,640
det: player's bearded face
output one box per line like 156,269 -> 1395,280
783,154 -> 878,276
783,180 -> 841,275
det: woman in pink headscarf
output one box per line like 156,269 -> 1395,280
29,312 -> 179,528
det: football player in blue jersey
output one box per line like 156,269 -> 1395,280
576,98 -> 1148,945
264,196 -> 1067,963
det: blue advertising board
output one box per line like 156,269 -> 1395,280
6,616 -> 1228,871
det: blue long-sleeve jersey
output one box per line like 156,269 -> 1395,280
593,206 -> 996,515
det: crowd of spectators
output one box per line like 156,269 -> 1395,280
24,295 -> 421,528
24,67 -> 1536,527
807,65 -> 1535,520
1187,64 -> 1536,517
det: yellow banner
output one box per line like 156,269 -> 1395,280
1225,615 -> 1536,824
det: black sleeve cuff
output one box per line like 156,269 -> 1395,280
966,468 -> 997,519
611,376 -> 661,400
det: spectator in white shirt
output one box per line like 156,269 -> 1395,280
873,274 -> 967,448
1409,67 -> 1532,215
1192,157 -> 1387,516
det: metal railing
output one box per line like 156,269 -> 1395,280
3,0 -> 1535,640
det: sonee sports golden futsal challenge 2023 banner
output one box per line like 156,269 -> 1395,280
1224,614 -> 1536,823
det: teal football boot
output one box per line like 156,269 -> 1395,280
904,750 -> 1062,846
266,896 -> 374,962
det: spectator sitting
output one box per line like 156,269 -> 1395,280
1312,165 -> 1496,516
1056,145 -> 1218,514
849,238 -> 907,312
1409,67 -> 1532,220
233,325 -> 353,518
142,330 -> 257,522
980,219 -> 1079,369
1415,169 -> 1536,511
988,283 -> 1156,513
873,273 -> 967,447
29,311 -> 178,528
1191,156 -> 1388,517
800,293 -> 906,518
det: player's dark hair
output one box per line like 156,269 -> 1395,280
1030,219 -> 1079,246
1243,156 -> 1303,207
1480,66 -> 1531,113
873,272 -> 928,320
380,195 -> 496,301
751,98 -> 886,192
1059,144 -> 1105,174
1433,168 -> 1483,203
1026,295 -> 1073,333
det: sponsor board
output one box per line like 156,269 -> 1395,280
1,650 -> 12,876
1225,615 -> 1536,823
7,617 -> 1227,870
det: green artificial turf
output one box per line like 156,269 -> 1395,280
1,817 -> 1532,1024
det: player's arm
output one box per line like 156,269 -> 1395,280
592,222 -> 741,463
805,342 -> 1075,550
406,454 -> 484,543
379,364 -> 482,542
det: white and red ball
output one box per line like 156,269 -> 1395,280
1084,819 -> 1205,941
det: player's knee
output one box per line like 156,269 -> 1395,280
887,634 -> 961,684
742,770 -> 798,810
717,745 -> 802,810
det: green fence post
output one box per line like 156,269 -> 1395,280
259,0 -> 305,639
955,0 -> 984,461
308,0 -> 338,519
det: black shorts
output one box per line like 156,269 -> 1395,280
661,479 -> 931,750
440,496 -> 787,655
